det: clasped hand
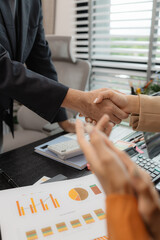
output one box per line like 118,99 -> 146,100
81,89 -> 129,125
76,115 -> 160,240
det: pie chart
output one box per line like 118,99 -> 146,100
68,188 -> 88,201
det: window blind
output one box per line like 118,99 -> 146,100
73,0 -> 154,92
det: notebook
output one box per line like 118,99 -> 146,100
34,134 -> 87,170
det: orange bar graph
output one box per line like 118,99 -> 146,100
45,204 -> 49,210
21,207 -> 25,216
30,204 -> 34,214
31,198 -> 37,213
50,194 -> 57,208
16,201 -> 22,216
40,199 -> 46,211
55,199 -> 60,208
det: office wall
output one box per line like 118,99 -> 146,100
42,0 -> 56,34
42,0 -> 75,36
55,0 -> 75,36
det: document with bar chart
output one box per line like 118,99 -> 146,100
0,174 -> 108,240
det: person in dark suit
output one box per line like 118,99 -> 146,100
0,0 -> 128,152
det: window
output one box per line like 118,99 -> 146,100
74,0 -> 160,92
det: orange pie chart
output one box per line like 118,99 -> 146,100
68,188 -> 88,201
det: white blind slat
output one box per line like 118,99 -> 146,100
74,0 -> 155,90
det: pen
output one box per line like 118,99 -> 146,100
128,134 -> 143,142
0,169 -> 19,188
132,137 -> 144,143
144,79 -> 153,89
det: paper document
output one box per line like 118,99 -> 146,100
0,174 -> 107,240
109,125 -> 135,143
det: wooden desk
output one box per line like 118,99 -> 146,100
0,133 -> 89,187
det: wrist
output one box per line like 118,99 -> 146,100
125,95 -> 139,114
58,119 -> 76,133
61,88 -> 86,113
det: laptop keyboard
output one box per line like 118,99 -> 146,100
131,154 -> 160,183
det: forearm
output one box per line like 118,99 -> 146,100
125,95 -> 140,114
61,88 -> 86,113
130,95 -> 160,132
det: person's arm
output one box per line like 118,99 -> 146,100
0,44 -> 68,123
24,2 -> 129,128
106,195 -> 150,240
0,44 -> 129,128
76,119 -> 151,240
130,94 -> 160,132
62,88 -> 129,124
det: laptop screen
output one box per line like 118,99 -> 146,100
143,132 -> 160,159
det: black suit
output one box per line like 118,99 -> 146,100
0,0 -> 68,141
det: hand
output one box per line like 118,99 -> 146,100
118,154 -> 160,240
76,116 -> 160,239
76,118 -> 133,195
82,89 -> 129,124
84,114 -> 114,137
62,88 -> 129,124
58,119 -> 75,133
93,89 -> 139,114
94,89 -> 129,112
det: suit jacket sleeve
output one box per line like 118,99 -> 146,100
130,94 -> 160,132
25,1 -> 67,123
106,194 -> 150,240
0,43 -> 69,123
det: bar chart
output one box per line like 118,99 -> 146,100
90,184 -> 102,195
82,213 -> 95,224
94,209 -> 106,220
16,193 -> 60,217
93,236 -> 108,240
56,222 -> 68,232
41,226 -> 53,237
26,230 -> 38,240
70,219 -> 82,228
24,208 -> 106,239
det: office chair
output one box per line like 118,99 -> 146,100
3,35 -> 91,152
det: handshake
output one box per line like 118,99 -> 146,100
61,87 -> 139,132
77,88 -> 132,125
